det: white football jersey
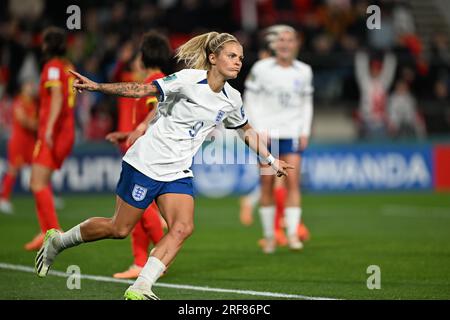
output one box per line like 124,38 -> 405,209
244,57 -> 313,139
123,69 -> 247,182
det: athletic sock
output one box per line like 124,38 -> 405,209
259,206 -> 275,239
131,221 -> 151,267
134,256 -> 166,289
274,186 -> 287,230
142,204 -> 164,244
55,224 -> 84,251
0,173 -> 16,200
285,207 -> 302,237
34,186 -> 61,232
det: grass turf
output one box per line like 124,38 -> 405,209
0,193 -> 449,300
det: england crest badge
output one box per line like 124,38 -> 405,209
132,184 -> 147,201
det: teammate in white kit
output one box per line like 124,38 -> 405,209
34,31 -> 294,300
245,25 -> 313,253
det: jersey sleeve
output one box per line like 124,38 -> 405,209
145,96 -> 158,106
43,63 -> 63,89
223,94 -> 248,129
244,63 -> 262,93
301,66 -> 314,136
303,66 -> 314,96
152,70 -> 185,102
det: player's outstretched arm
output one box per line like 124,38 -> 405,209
237,122 -> 294,177
105,131 -> 130,145
70,70 -> 159,98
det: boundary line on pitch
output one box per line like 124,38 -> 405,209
0,262 -> 338,300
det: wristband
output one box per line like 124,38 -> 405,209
265,154 -> 275,166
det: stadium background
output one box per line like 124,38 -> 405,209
0,0 -> 449,300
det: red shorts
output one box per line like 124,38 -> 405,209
32,134 -> 74,170
7,137 -> 36,167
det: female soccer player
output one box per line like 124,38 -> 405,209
244,25 -> 314,254
0,80 -> 38,215
35,31 -> 293,300
106,31 -> 170,279
25,27 -> 76,251
240,27 -> 311,248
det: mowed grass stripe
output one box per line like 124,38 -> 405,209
0,262 -> 338,300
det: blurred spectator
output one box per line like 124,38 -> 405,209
9,0 -> 44,21
346,0 -> 369,47
429,32 -> 450,82
17,52 -> 39,86
316,0 -> 353,39
77,54 -> 105,139
85,102 -> 114,141
392,2 -> 416,37
355,50 -> 397,139
387,80 -> 426,139
423,80 -> 450,135
367,6 -> 395,50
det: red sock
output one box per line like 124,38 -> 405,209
131,203 -> 164,267
142,202 -> 164,244
131,220 -> 151,267
0,173 -> 16,200
274,186 -> 287,230
33,186 -> 61,232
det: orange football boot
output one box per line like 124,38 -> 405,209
113,265 -> 143,279
298,223 -> 310,242
274,228 -> 288,246
24,232 -> 45,251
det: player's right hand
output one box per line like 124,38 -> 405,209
126,130 -> 144,148
299,136 -> 309,150
125,123 -> 147,147
271,159 -> 295,177
70,70 -> 99,93
105,131 -> 129,145
45,128 -> 53,148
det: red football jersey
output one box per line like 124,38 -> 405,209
133,72 -> 165,127
10,94 -> 38,144
7,94 -> 38,166
38,58 -> 76,140
117,71 -> 141,133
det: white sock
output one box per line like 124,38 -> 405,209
285,207 -> 302,237
133,256 -> 166,290
55,224 -> 83,251
259,206 -> 275,239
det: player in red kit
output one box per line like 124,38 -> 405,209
24,27 -> 76,251
0,80 -> 38,214
105,32 -> 170,278
110,42 -> 146,154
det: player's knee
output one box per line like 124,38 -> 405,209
111,224 -> 131,239
113,229 -> 129,239
30,178 -> 45,193
286,179 -> 300,194
170,221 -> 194,241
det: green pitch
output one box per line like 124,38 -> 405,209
0,193 -> 449,300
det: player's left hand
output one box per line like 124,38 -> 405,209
45,128 -> 53,148
271,159 -> 295,177
106,131 -> 129,145
125,123 -> 147,147
299,136 -> 309,151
